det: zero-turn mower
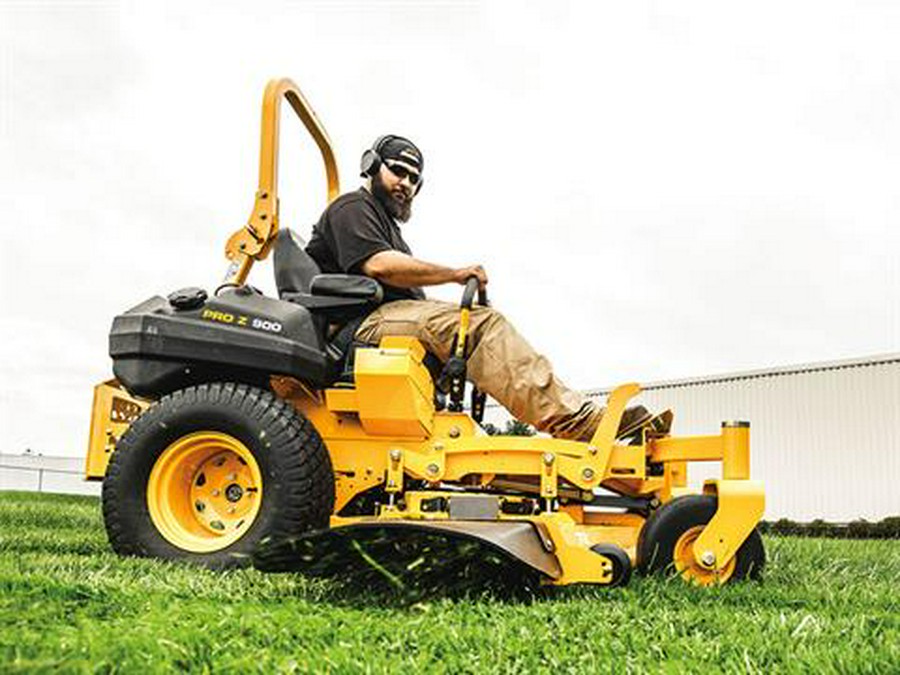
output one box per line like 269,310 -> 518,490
85,78 -> 766,588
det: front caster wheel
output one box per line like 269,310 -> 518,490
637,494 -> 765,585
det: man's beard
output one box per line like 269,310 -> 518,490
372,172 -> 413,222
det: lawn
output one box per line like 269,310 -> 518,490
1,491 -> 898,673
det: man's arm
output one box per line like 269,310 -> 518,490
362,250 -> 488,289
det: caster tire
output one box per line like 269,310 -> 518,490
637,494 -> 765,585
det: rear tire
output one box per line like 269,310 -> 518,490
637,494 -> 765,585
102,382 -> 334,569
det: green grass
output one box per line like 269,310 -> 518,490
1,492 -> 898,674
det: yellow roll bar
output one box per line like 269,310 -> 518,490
223,78 -> 340,286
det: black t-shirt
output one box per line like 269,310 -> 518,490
305,188 -> 425,302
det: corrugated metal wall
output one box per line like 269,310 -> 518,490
487,355 -> 900,521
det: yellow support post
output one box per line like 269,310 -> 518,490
721,421 -> 751,479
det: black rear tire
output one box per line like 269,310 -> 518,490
637,494 -> 765,583
102,382 -> 334,569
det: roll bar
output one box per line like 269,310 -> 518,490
223,78 -> 340,286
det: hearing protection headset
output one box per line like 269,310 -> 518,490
360,134 -> 424,194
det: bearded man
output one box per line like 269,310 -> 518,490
305,135 -> 664,441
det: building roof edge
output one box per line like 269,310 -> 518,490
584,351 -> 900,396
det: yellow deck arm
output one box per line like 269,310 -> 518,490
223,78 -> 341,286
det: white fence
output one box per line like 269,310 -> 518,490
0,461 -> 100,497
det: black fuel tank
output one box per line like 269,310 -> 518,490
110,287 -> 332,397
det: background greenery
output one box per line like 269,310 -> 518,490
1,491 -> 898,673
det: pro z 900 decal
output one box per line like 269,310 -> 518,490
201,309 -> 282,333
251,318 -> 282,332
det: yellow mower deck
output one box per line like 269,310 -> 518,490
88,334 -> 765,586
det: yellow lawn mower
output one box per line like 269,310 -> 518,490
85,78 -> 766,589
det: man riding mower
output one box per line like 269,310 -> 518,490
85,78 -> 765,587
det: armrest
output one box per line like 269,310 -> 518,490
310,274 -> 383,302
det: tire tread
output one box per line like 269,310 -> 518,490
102,382 -> 334,568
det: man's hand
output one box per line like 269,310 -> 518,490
453,265 -> 488,290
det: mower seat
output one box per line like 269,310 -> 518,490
273,228 -> 384,323
272,228 -> 385,383
272,229 -> 444,396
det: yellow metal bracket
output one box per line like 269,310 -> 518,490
587,383 -> 640,475
693,479 -> 765,570
539,451 -> 558,499
85,380 -> 150,479
538,513 -> 614,584
224,78 -> 340,286
385,448 -> 405,494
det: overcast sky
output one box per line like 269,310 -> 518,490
1,0 -> 898,458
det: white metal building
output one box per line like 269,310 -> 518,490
487,353 -> 900,522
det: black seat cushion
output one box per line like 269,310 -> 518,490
310,274 -> 383,302
273,228 -> 322,296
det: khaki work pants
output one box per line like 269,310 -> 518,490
355,300 -> 602,440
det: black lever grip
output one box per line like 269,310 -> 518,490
461,277 -> 480,309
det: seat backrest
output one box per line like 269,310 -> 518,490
273,228 -> 321,297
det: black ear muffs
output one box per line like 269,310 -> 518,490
360,134 -> 393,178
360,134 -> 424,194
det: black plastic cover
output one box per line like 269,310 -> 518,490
110,288 -> 333,397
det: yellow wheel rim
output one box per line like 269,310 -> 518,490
673,525 -> 736,586
147,431 -> 263,553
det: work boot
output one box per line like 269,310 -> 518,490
617,405 -> 653,438
617,406 -> 673,443
547,401 -> 605,440
574,404 -> 672,442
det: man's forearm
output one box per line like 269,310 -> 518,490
363,250 -> 459,288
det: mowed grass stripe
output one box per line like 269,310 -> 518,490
0,491 -> 898,673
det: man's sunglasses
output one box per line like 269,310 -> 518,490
384,161 -> 421,186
